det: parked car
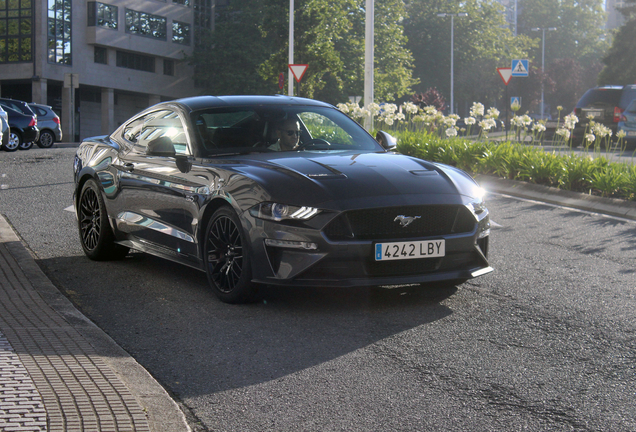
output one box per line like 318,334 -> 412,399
0,115 -> 9,150
571,85 -> 636,145
618,99 -> 636,149
73,95 -> 492,303
28,103 -> 62,148
0,105 -> 8,149
1,106 -> 39,151
0,98 -> 39,150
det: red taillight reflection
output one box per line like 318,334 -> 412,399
53,116 -> 60,124
614,107 -> 622,122
620,115 -> 627,122
29,116 -> 37,127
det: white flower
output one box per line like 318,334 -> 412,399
402,101 -> 419,115
486,107 -> 500,119
563,113 -> 579,129
479,118 -> 496,131
443,117 -> 457,127
366,103 -> 381,116
464,117 -> 476,125
423,106 -> 438,116
556,128 -> 571,139
532,123 -> 546,133
617,129 -> 627,139
520,114 -> 533,126
445,127 -> 458,137
337,103 -> 349,113
470,102 -> 485,117
395,112 -> 406,122
585,133 -> 595,142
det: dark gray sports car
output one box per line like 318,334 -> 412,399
73,95 -> 492,303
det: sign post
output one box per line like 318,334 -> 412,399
497,67 -> 512,140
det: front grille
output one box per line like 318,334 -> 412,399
323,205 -> 475,241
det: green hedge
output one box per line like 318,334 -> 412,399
393,130 -> 636,201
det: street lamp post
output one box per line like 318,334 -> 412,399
437,12 -> 467,114
531,27 -> 557,119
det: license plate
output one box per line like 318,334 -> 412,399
375,240 -> 445,261
587,110 -> 603,118
627,131 -> 636,136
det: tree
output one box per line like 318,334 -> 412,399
187,0 -> 418,104
598,0 -> 636,85
404,0 -> 534,115
258,0 -> 418,102
517,0 -> 609,112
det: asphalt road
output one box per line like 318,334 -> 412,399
1,147 -> 635,431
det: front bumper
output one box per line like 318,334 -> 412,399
246,208 -> 492,288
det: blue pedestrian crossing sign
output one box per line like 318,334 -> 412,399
511,97 -> 521,109
511,59 -> 529,77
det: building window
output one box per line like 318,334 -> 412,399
0,0 -> 33,63
88,2 -> 118,30
172,21 -> 191,45
47,0 -> 72,64
125,9 -> 166,40
164,59 -> 174,76
173,0 -> 191,6
116,50 -> 155,73
94,46 -> 107,64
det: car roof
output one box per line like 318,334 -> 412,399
171,95 -> 334,112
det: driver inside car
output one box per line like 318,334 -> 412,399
268,118 -> 301,151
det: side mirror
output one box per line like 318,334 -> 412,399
175,155 -> 192,173
376,130 -> 397,150
146,136 -> 176,157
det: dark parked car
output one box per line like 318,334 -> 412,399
1,106 -> 39,151
571,85 -> 636,144
73,96 -> 492,303
28,103 -> 62,148
618,99 -> 636,149
0,98 -> 40,151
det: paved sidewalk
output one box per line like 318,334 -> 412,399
0,215 -> 191,432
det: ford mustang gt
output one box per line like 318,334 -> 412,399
73,95 -> 492,303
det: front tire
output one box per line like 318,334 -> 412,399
78,179 -> 129,260
37,130 -> 55,148
204,207 -> 256,303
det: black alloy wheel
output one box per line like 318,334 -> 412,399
78,179 -> 129,260
204,207 -> 256,303
37,130 -> 55,148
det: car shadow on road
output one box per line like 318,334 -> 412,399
37,252 -> 456,398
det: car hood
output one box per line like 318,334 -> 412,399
225,152 -> 482,208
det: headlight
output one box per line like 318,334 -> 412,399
249,202 -> 320,221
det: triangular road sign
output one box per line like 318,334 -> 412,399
497,67 -> 513,85
289,64 -> 308,83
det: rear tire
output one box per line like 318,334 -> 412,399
18,140 -> 33,150
204,207 -> 256,303
78,179 -> 129,260
37,130 -> 55,148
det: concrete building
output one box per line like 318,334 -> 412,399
0,0 -> 214,142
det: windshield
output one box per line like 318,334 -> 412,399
190,105 -> 383,157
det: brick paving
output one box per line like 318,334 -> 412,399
0,331 -> 47,432
0,215 -> 190,432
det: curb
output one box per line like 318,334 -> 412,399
475,174 -> 636,222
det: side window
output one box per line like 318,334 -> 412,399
298,112 -> 354,146
123,109 -> 190,155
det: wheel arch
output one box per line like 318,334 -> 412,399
198,197 -> 237,249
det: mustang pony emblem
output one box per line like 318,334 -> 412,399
394,215 -> 421,227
